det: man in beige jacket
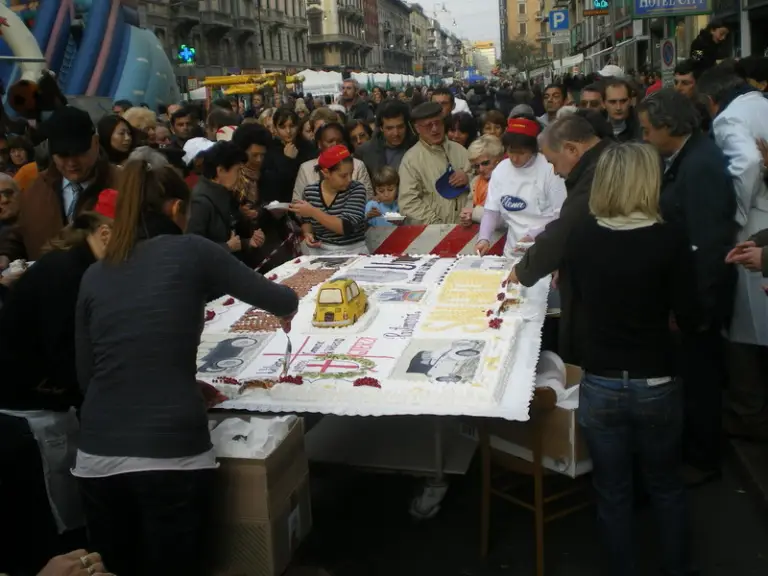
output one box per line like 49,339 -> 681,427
398,102 -> 472,224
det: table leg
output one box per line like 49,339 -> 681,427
434,417 -> 444,483
480,421 -> 490,557
408,418 -> 449,519
533,415 -> 545,576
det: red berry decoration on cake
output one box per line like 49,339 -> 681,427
223,297 -> 235,306
294,258 -> 302,263
501,280 -> 508,288
488,317 -> 503,329
486,309 -> 493,317
212,376 -> 239,385
497,292 -> 505,301
353,377 -> 381,389
205,309 -> 216,322
278,374 -> 304,385
268,273 -> 278,281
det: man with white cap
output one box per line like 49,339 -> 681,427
598,64 -> 625,79
182,137 -> 215,189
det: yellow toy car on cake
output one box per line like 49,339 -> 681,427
313,278 -> 368,327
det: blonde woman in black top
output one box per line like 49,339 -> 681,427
563,142 -> 698,576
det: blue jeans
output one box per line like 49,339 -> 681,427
578,373 -> 686,576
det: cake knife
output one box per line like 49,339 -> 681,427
281,333 -> 293,377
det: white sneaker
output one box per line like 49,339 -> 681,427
409,479 -> 449,520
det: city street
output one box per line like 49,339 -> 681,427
297,448 -> 768,575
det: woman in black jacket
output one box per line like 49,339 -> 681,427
690,20 -> 729,77
563,142 -> 698,576
0,191 -> 116,573
74,160 -> 298,576
260,108 -> 315,204
188,140 -> 257,260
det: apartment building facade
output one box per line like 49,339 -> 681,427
377,0 -> 414,74
307,0 -> 369,70
142,0 -> 308,78
409,3 -> 431,75
424,18 -> 463,78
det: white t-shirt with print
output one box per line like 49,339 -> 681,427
485,154 -> 567,257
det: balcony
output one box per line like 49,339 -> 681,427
286,16 -> 309,29
337,1 -> 353,15
308,33 -> 367,46
235,11 -> 256,30
170,0 -> 200,23
199,1 -> 233,30
534,11 -> 545,20
264,9 -> 288,24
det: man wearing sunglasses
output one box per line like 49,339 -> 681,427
579,84 -> 605,111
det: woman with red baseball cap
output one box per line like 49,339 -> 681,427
475,117 -> 567,258
290,144 -> 368,254
0,188 -> 117,572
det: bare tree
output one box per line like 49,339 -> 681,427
501,38 -> 539,73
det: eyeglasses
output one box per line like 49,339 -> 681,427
580,100 -> 602,109
417,119 -> 443,132
471,159 -> 492,171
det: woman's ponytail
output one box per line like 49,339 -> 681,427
104,160 -> 150,264
104,159 -> 192,264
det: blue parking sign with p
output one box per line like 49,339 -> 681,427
549,9 -> 569,32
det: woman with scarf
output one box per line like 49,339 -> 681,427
188,141 -> 264,263
233,123 -> 302,271
0,190 -> 117,575
562,142 -> 698,576
97,115 -> 136,166
73,160 -> 298,576
461,135 -> 505,225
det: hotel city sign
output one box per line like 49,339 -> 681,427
633,0 -> 712,18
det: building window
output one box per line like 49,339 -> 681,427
309,14 -> 322,35
519,22 -> 527,35
518,3 -> 525,14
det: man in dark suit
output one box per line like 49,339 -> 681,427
637,88 -> 737,483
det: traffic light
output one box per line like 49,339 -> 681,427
177,44 -> 196,65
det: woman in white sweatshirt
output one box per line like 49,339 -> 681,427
475,117 -> 566,258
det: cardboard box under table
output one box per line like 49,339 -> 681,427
213,417 -> 312,576
474,364 -> 591,576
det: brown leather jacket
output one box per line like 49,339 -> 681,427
0,157 -> 120,261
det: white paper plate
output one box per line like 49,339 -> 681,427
384,215 -> 405,222
266,202 -> 290,210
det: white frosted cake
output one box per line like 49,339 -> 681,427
198,255 -> 531,410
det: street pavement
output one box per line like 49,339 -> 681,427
296,449 -> 768,576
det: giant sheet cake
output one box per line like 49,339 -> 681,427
198,255 -> 542,414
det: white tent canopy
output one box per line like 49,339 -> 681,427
298,69 -> 429,98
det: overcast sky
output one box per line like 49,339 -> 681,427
416,0 -> 501,48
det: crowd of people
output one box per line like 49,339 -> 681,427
1,22 -> 768,574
